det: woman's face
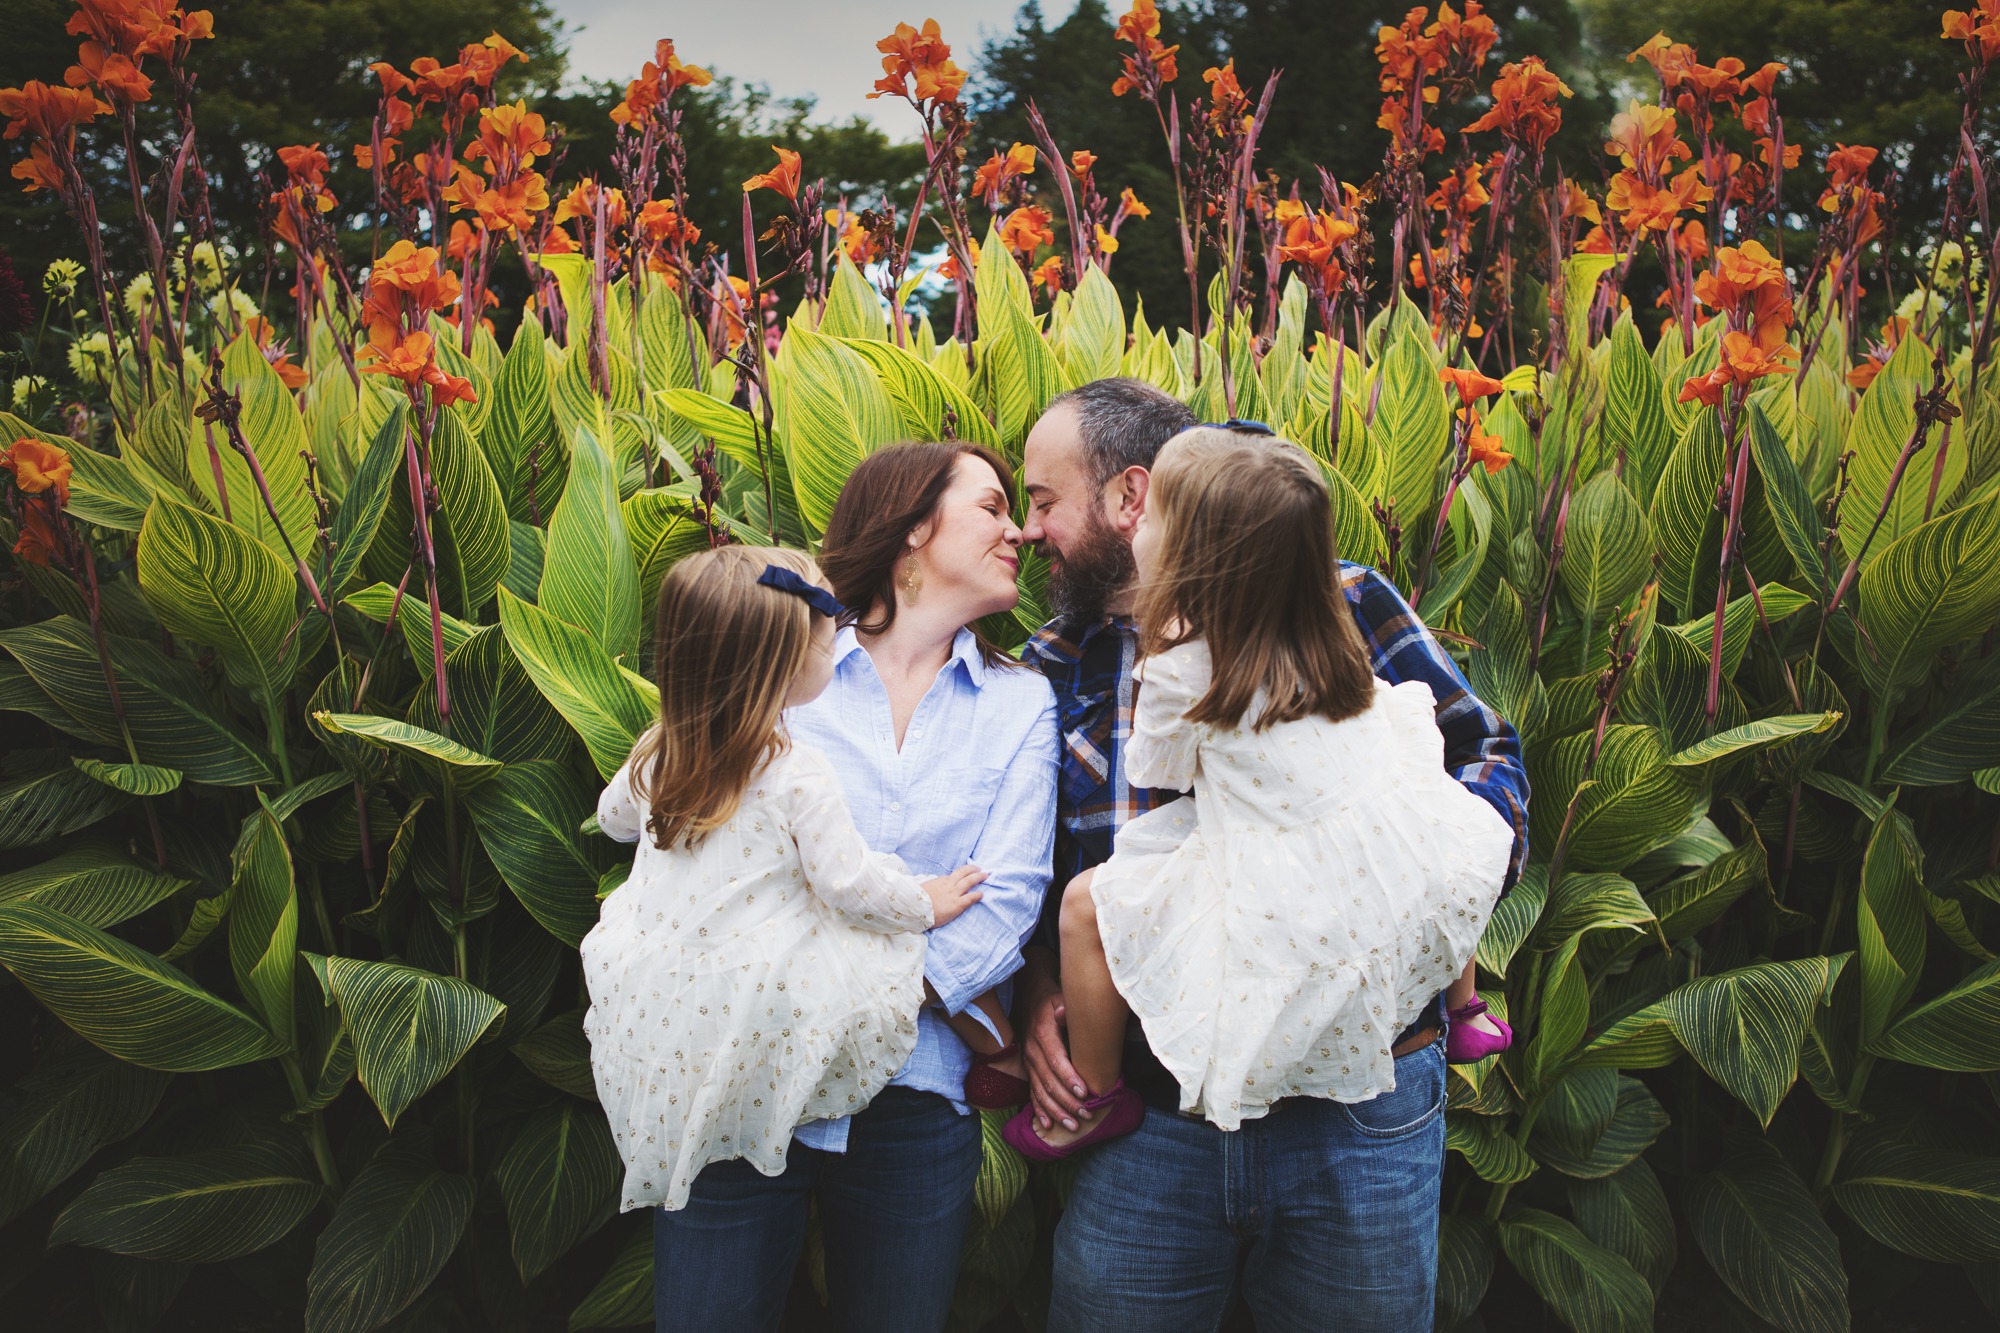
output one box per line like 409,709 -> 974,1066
907,455 -> 1025,623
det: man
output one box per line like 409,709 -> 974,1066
1016,378 -> 1529,1333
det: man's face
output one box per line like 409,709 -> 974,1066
1023,403 -> 1137,622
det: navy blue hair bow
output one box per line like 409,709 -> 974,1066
1200,417 -> 1276,436
757,564 -> 847,619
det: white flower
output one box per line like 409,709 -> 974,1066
10,375 -> 48,409
67,331 -> 111,380
123,273 -> 156,320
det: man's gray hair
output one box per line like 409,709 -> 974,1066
1048,377 -> 1196,490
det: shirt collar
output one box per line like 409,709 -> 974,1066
831,624 -> 993,688
1027,612 -> 1137,667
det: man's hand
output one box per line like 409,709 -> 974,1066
1018,946 -> 1091,1132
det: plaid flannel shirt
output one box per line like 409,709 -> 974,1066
1023,561 -> 1531,951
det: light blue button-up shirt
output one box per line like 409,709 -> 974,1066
785,625 -> 1059,1152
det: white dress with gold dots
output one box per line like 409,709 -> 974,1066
581,742 -> 934,1211
1089,639 -> 1513,1129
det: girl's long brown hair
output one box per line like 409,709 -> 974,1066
817,440 -> 1019,670
1137,428 -> 1373,730
628,545 -> 825,848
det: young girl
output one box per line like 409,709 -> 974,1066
1002,431 -> 1515,1158
581,546 -> 988,1210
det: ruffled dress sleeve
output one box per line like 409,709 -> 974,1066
596,752 -> 646,845
1127,640 -> 1211,792
783,746 -> 937,935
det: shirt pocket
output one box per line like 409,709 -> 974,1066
936,762 -> 1011,865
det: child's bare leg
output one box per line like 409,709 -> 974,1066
1446,959 -> 1501,1035
936,987 -> 1026,1080
1058,870 -> 1128,1097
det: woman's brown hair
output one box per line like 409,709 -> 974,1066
628,545 -> 826,848
817,440 -> 1019,669
1136,428 -> 1373,730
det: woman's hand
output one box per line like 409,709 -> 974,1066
1019,947 -> 1091,1132
922,865 -> 986,926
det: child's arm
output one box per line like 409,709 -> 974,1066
596,755 -> 646,844
1126,642 -> 1207,792
788,748 -> 983,934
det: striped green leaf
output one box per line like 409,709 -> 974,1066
1834,1142 -> 2000,1264
464,761 -> 605,946
341,582 -> 482,677
1664,712 -> 1842,767
1687,1141 -> 1849,1332
136,494 -> 298,704
304,953 -> 505,1129
974,1108 -> 1029,1230
637,281 -> 703,396
1531,726 -> 1700,873
61,439 -> 154,532
404,626 -> 573,767
624,487 -> 710,606
0,616 -> 274,785
776,326 -> 905,534
655,387 -> 762,470
1649,409 -> 1726,616
0,845 -> 188,931
1476,863 -> 1545,980
837,336 -> 1001,450
0,756 -> 128,850
1874,957 -> 2000,1071
326,402 -> 408,598
1669,584 -> 1813,682
185,336 -> 318,560
304,1137 -> 473,1333
311,713 -> 502,785
71,758 -> 181,796
1498,1208 -> 1653,1333
1750,399 -> 1830,598
0,902 -> 284,1070
568,1225 -> 652,1332
1560,472 -> 1652,619
497,588 -> 654,781
512,1009 -> 596,1098
50,1140 -> 320,1262
1057,264 -> 1125,387
0,1042 -> 170,1225
1569,1159 -> 1676,1297
1437,1214 -> 1499,1331
1531,1077 -> 1669,1179
1447,1111 -> 1537,1183
819,251 -> 888,341
484,312 -> 557,521
427,315 -> 494,436
1646,834 -> 1765,942
982,302 -> 1071,456
542,426 -> 640,664
1373,328 -> 1451,525
497,1100 -> 619,1281
1881,656 -> 2000,785
1603,315 -> 1674,507
1844,331 -> 1963,566
1856,494 -> 2000,697
1858,808 -> 1925,1045
227,800 -> 297,1041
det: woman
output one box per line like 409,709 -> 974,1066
651,441 -> 1060,1333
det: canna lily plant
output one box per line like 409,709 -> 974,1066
2,2 -> 2000,1331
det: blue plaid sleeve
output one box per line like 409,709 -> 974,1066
1344,564 -> 1531,893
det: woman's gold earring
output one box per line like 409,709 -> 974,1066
902,556 -> 921,599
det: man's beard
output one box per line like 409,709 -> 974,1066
1045,504 -> 1136,624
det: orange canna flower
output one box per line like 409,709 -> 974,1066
742,145 -> 801,201
1427,161 -> 1491,218
1034,254 -> 1065,295
10,501 -> 64,566
972,142 -> 1037,204
715,274 -> 753,346
1095,224 -> 1119,255
1119,187 -> 1151,220
1945,2 -> 2000,63
460,32 -> 526,90
1628,32 -> 1697,87
473,172 -> 548,233
1676,218 -> 1709,265
869,19 -> 968,104
612,38 -> 712,125
65,42 -> 152,105
1823,143 -> 1878,190
1071,150 -> 1097,177
939,236 -> 981,282
824,208 -> 877,265
11,143 -> 64,192
999,205 -> 1055,258
1463,411 -> 1513,473
640,198 -> 699,246
1604,101 -> 1691,174
1464,56 -> 1571,154
2,437 -> 74,502
1112,0 -> 1178,97
1606,166 -> 1711,233
1677,330 -> 1797,405
277,143 -> 329,186
1440,366 -> 1506,406
1,80 -> 108,145
553,179 -> 628,229
467,102 -> 550,173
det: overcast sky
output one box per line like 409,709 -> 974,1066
549,1 -> 1078,133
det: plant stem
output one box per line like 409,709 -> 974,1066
280,1054 -> 342,1195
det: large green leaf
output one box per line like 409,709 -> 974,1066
1497,1208 -> 1653,1333
1476,863 -> 1545,979
623,487 -> 710,608
1437,1214 -> 1498,1332
0,754 -> 127,849
1687,1141 -> 1849,1333
1843,331 -> 1963,566
1373,328 -> 1451,524
185,336 -> 319,561
305,953 -> 506,1129
1648,409 -> 1726,617
837,335 -> 1002,450
485,313 -> 558,521
228,799 -> 298,1041
775,326 -> 902,534
61,438 -> 154,532
819,251 -> 888,341
404,626 -> 573,768
0,902 -> 285,1071
312,712 -> 503,786
136,494 -> 298,705
654,387 -> 762,471
0,1042 -> 170,1225
1857,807 -> 1925,1045
0,845 -> 187,931
568,1225 -> 651,1331
1663,712 -> 1842,767
1447,1112 -> 1536,1183
1874,957 -> 2000,1071
464,761 -> 605,946
1467,583 -> 1542,738
1749,399 -> 1830,598
1881,655 -> 2000,785
326,402 -> 409,598
1646,834 -> 1765,942
72,758 -> 181,796
1568,1159 -> 1676,1297
1532,726 -> 1700,873
1855,494 -> 2000,697
1560,472 -> 1652,619
50,1140 -> 321,1262
1057,264 -> 1126,387
304,1137 -> 473,1333
1531,1077 -> 1669,1179
1603,315 -> 1674,507
0,616 -> 274,785
497,587 -> 655,781
512,1009 -> 596,1098
541,425 -> 641,664
497,1100 -> 619,1281
1834,1142 -> 2000,1264
427,408 -> 513,619
1669,583 -> 1812,683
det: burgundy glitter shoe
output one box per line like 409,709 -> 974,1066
964,1041 -> 1031,1109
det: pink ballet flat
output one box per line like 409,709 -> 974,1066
1446,998 -> 1513,1064
964,1041 -> 1031,1109
1000,1081 -> 1146,1161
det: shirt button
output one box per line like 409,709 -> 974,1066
890,802 -> 902,812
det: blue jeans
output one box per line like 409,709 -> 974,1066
652,1087 -> 982,1333
1049,1042 -> 1448,1333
